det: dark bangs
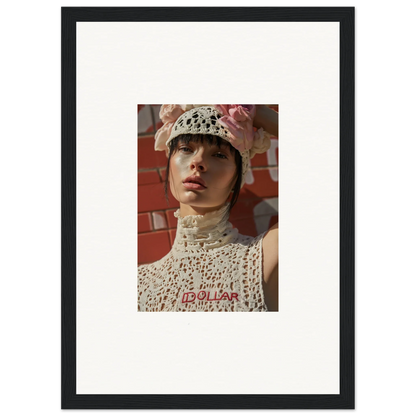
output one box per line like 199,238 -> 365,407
168,133 -> 237,155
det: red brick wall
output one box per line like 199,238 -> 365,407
138,105 -> 278,265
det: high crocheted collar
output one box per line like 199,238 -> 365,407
172,203 -> 238,252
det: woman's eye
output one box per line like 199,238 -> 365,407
214,153 -> 227,159
179,146 -> 192,152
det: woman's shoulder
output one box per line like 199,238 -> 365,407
138,252 -> 171,276
137,262 -> 154,278
262,223 -> 278,249
261,224 -> 278,309
234,227 -> 277,259
232,228 -> 263,246
138,251 -> 172,271
262,223 -> 278,268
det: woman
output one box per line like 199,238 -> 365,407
137,105 -> 278,312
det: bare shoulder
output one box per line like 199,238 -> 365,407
263,224 -> 278,263
261,224 -> 278,311
264,222 -> 278,237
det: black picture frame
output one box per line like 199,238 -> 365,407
62,7 -> 354,409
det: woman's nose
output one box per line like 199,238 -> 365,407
190,150 -> 207,172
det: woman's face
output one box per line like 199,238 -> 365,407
169,138 -> 237,215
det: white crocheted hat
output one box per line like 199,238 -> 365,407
154,105 -> 272,187
167,106 -> 232,148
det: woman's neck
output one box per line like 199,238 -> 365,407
178,202 -> 228,217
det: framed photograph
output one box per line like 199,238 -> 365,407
137,103 -> 279,312
62,7 -> 354,409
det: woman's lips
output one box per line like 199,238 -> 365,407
183,175 -> 207,190
182,182 -> 206,190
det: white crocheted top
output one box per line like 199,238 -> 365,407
137,204 -> 268,312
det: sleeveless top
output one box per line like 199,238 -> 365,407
137,204 -> 268,312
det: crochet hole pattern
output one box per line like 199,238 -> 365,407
172,107 -> 230,139
137,241 -> 265,312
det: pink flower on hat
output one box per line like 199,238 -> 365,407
154,105 -> 187,151
160,104 -> 186,123
214,105 -> 256,152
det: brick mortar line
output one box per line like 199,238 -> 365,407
137,168 -> 160,172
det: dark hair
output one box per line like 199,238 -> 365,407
164,133 -> 242,217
